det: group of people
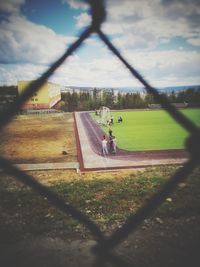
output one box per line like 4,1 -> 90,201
101,129 -> 117,156
100,115 -> 124,156
108,115 -> 123,125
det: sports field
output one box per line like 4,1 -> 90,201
91,108 -> 200,151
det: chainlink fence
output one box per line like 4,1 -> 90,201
0,0 -> 200,266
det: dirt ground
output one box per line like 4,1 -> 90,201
0,113 -> 77,163
1,216 -> 199,267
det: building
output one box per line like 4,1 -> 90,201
18,80 -> 61,110
0,86 -> 18,111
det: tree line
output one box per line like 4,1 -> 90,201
60,87 -> 200,112
1,85 -> 199,111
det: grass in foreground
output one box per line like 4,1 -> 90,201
91,108 -> 200,151
1,166 -> 199,241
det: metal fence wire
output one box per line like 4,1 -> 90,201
0,0 -> 200,266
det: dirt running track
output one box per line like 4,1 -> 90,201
80,112 -> 189,161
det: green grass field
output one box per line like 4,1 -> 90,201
91,108 -> 200,151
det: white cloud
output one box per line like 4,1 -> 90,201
0,0 -> 199,87
187,37 -> 200,47
68,0 -> 200,52
62,0 -> 88,10
0,15 -> 75,64
0,63 -> 47,85
46,48 -> 200,88
0,0 -> 25,14
106,0 -> 158,20
113,31 -> 157,50
102,0 -> 200,50
49,53 -> 136,87
123,49 -> 200,87
159,38 -> 170,44
55,0 -> 200,45
74,12 -> 91,28
1,47 -> 200,87
161,0 -> 200,24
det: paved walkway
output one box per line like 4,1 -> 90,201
1,162 -> 79,172
74,111 -> 189,171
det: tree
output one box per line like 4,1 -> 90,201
102,89 -> 115,108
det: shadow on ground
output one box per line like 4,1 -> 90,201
0,215 -> 199,267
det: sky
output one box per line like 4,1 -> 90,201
0,0 -> 200,88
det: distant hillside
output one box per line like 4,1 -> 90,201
113,85 -> 200,93
158,85 -> 200,93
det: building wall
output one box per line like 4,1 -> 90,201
18,80 -> 61,110
47,82 -> 61,108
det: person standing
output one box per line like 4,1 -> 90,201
101,135 -> 108,156
108,127 -> 113,137
109,136 -> 114,153
110,116 -> 114,124
112,136 -> 117,154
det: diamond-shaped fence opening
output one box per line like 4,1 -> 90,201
0,0 -> 200,266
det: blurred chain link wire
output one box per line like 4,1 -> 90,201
0,1 -> 199,266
